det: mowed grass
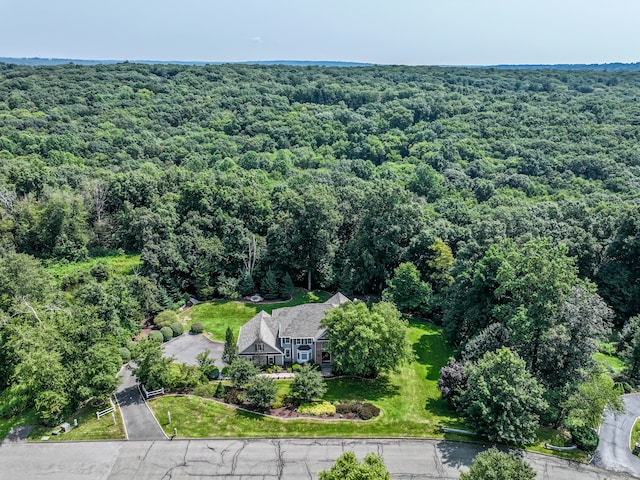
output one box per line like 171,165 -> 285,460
28,401 -> 126,441
179,290 -> 332,341
0,409 -> 38,440
528,427 -> 588,462
594,352 -> 626,376
631,418 -> 640,451
148,320 -> 464,438
45,254 -> 141,280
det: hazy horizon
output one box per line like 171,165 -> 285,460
2,0 -> 639,66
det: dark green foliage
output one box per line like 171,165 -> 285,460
167,363 -> 202,390
358,402 -> 381,420
132,338 -> 173,390
570,425 -> 600,453
245,375 -> 278,409
290,363 -> 327,401
196,350 -> 217,378
160,326 -> 173,342
228,358 -> 259,387
383,262 -> 432,314
460,348 -> 547,444
279,273 -> 295,299
35,390 -> 68,427
238,271 -> 254,297
461,448 -> 536,480
90,262 -> 110,282
222,326 -> 238,365
214,381 -> 226,398
260,269 -> 279,300
437,358 -> 468,407
190,322 -> 204,334
224,388 -> 243,405
170,321 -> 184,336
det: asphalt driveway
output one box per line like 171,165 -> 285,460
594,393 -> 640,477
162,333 -> 226,369
114,367 -> 166,441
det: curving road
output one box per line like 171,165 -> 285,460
114,366 -> 166,441
0,438 -> 635,480
594,393 -> 640,478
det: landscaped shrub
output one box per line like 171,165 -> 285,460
190,322 -> 204,334
297,401 -> 336,416
192,383 -> 217,398
209,367 -> 220,379
168,363 -> 202,390
221,366 -> 230,377
291,363 -> 302,373
214,381 -> 226,398
148,330 -> 164,343
224,388 -> 244,405
127,341 -> 139,357
155,310 -> 179,328
170,321 -> 184,337
119,347 -> 131,362
358,402 -> 381,420
336,403 -> 353,415
160,326 -> 173,342
570,425 -> 599,453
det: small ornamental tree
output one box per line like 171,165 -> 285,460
437,358 -> 468,408
132,338 -> 173,390
460,348 -> 547,444
196,350 -> 217,378
322,301 -> 412,378
291,363 -> 326,402
261,268 -> 279,300
154,310 -> 178,328
319,451 -> 391,480
245,375 -> 277,409
222,326 -> 238,365
228,358 -> 259,388
461,448 -> 536,480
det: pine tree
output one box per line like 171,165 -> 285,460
238,271 -> 254,297
261,268 -> 279,300
223,326 -> 238,365
280,272 -> 295,299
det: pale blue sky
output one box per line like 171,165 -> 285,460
1,0 -> 638,65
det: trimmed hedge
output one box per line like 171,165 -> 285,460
119,347 -> 131,362
148,330 -> 164,343
190,322 -> 204,334
160,326 -> 173,342
170,322 -> 184,336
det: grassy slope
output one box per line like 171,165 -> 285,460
179,290 -> 331,341
148,320 -> 462,438
28,402 -> 126,441
45,254 -> 141,280
0,410 -> 38,439
631,418 -> 640,451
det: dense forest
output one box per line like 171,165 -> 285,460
0,62 -> 639,428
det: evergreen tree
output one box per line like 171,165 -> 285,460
279,272 -> 295,299
238,271 -> 255,297
261,268 -> 279,300
222,326 -> 238,365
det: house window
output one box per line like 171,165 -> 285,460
305,338 -> 313,345
297,351 -> 310,362
256,342 -> 264,352
268,356 -> 275,365
283,337 -> 290,344
285,348 -> 291,358
295,339 -> 302,345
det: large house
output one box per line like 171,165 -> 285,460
237,293 -> 351,367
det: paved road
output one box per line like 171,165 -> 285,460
594,393 -> 640,477
114,367 -> 166,441
0,438 -> 634,480
162,334 -> 226,370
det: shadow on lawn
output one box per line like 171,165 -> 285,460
324,376 -> 400,402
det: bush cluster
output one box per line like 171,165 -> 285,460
297,401 -> 336,416
570,425 -> 599,453
224,388 -> 244,404
190,322 -> 204,334
335,401 -> 381,420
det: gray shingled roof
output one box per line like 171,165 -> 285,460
237,293 -> 351,350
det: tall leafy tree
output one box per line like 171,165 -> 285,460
460,348 -> 547,444
322,301 -> 412,378
222,326 -> 238,365
319,451 -> 390,480
461,448 -> 536,480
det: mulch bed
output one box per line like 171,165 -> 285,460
235,402 -> 359,420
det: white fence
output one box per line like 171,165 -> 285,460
96,397 -> 116,419
141,384 -> 164,399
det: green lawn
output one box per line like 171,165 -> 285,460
179,290 -> 332,341
45,254 -> 141,280
528,426 -> 588,462
28,401 -> 126,441
594,352 -> 626,376
631,418 -> 640,451
148,320 -> 463,438
0,410 -> 38,440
